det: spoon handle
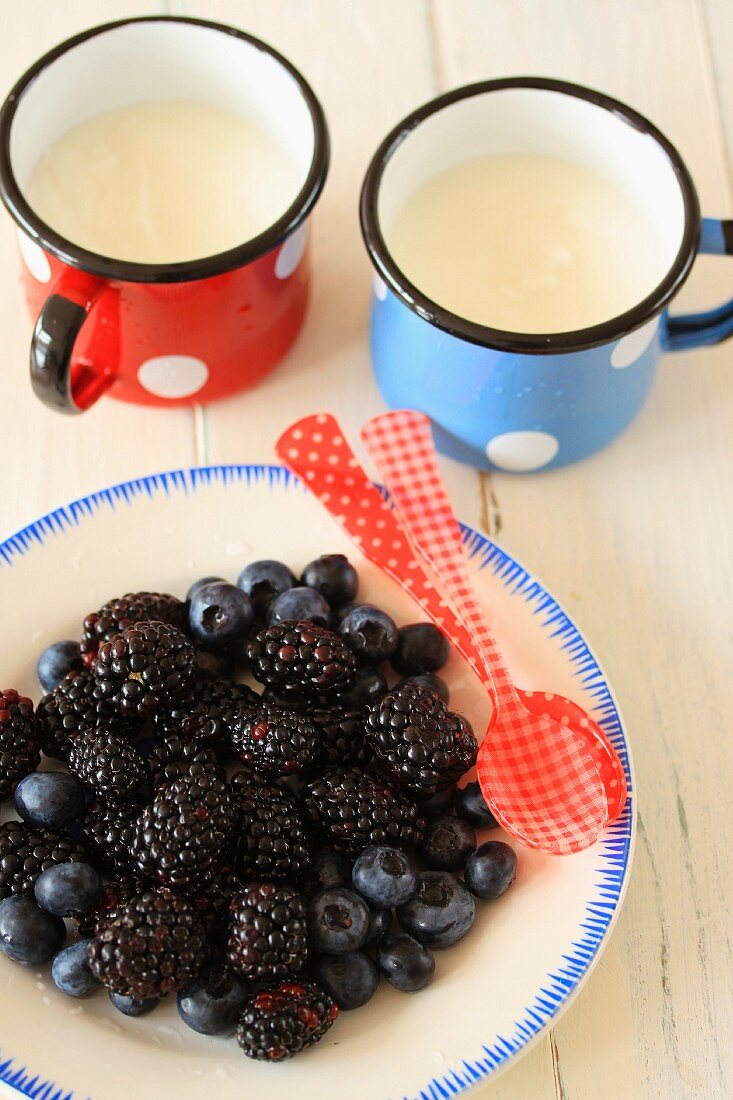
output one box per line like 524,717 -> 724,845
362,411 -> 519,707
275,414 -> 492,689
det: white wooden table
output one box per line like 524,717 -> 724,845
1,2 -> 731,1097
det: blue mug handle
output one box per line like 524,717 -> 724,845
664,218 -> 733,350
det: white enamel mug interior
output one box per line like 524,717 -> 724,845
8,18 -> 315,225
372,82 -> 695,350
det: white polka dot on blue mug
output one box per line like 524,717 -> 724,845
360,78 -> 733,472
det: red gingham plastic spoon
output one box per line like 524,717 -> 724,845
360,415 -> 626,826
361,410 -> 626,847
277,415 -> 618,853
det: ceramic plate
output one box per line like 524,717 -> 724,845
0,465 -> 634,1100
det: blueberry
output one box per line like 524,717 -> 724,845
312,950 -> 379,1010
391,623 -> 450,676
37,641 -> 83,693
301,554 -> 359,608
336,667 -> 388,710
194,645 -> 235,680
237,560 -> 296,615
377,932 -> 435,992
418,785 -> 456,818
177,967 -> 249,1036
35,862 -> 101,917
352,845 -> 417,907
364,907 -> 391,948
419,816 -> 476,872
109,989 -> 160,1017
394,673 -> 450,705
454,781 -> 498,829
189,581 -> 254,649
301,849 -> 352,897
15,771 -> 86,829
331,601 -> 358,629
268,586 -> 331,627
339,605 -> 398,665
464,841 -> 517,900
187,576 -> 226,602
397,871 -> 475,948
309,887 -> 370,954
51,940 -> 100,998
0,895 -> 65,965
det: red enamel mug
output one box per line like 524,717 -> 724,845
0,17 -> 329,413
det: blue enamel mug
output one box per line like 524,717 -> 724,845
360,77 -> 733,472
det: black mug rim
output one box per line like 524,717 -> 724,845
359,76 -> 700,355
0,15 -> 330,285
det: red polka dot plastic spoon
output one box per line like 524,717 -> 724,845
276,414 -> 622,854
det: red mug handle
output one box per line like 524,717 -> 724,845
30,269 -> 117,413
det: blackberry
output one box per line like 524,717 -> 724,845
153,678 -> 258,747
247,620 -> 356,697
0,690 -> 41,801
194,645 -> 235,681
94,620 -> 195,718
36,671 -> 122,761
236,980 -> 337,1061
0,819 -> 86,900
73,874 -> 145,939
69,726 -> 148,802
146,733 -> 222,789
227,881 -> 308,982
229,703 -> 320,777
311,703 -> 373,768
81,592 -> 186,657
87,890 -> 208,999
131,769 -> 238,889
366,684 -> 477,798
304,768 -> 426,857
231,774 -> 311,880
262,693 -> 372,767
185,867 -> 243,942
82,798 -> 141,875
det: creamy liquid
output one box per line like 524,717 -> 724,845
387,153 -> 668,333
27,100 -> 300,263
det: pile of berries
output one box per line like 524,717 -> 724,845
0,555 -> 516,1061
